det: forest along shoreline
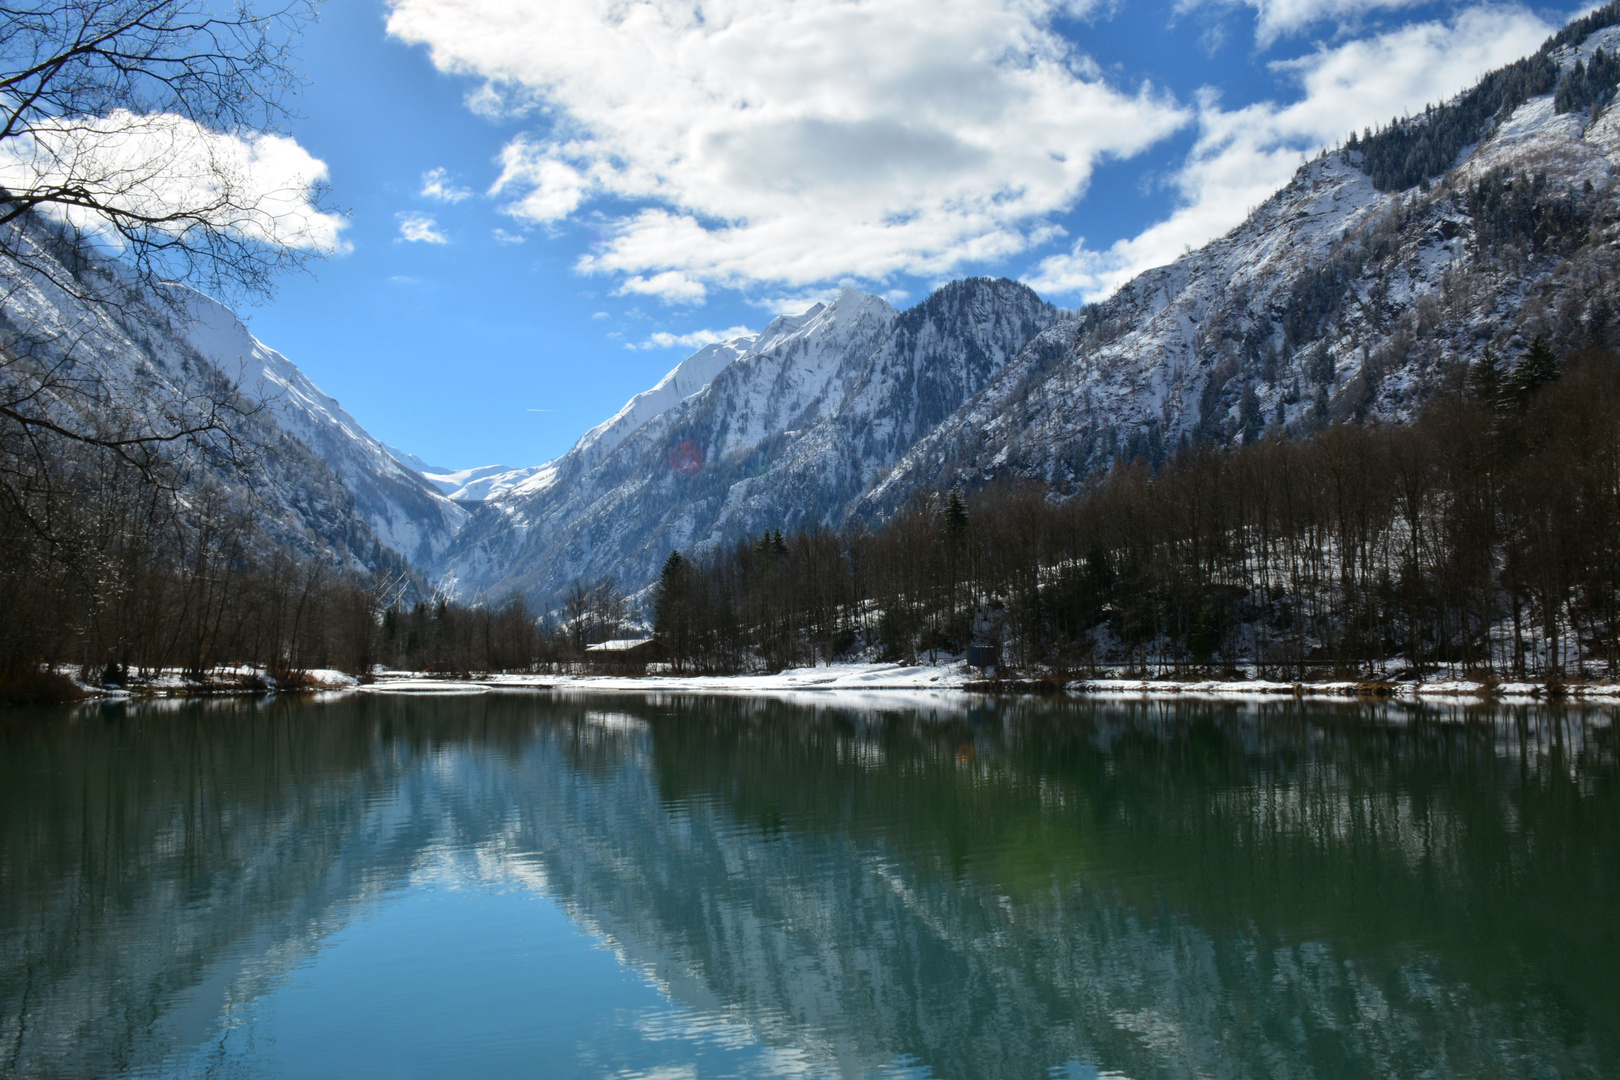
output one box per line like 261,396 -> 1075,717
12,344 -> 1620,709
11,343 -> 1620,707
24,661 -> 1620,704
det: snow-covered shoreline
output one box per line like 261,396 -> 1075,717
52,666 -> 361,701
38,661 -> 1620,704
360,663 -> 1620,704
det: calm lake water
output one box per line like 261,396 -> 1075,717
1,693 -> 1616,1079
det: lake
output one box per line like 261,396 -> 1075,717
1,692 -> 1616,1078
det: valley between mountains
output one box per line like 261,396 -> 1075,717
120,9 -> 1620,611
8,4 -> 1620,644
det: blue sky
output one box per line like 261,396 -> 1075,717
241,0 -> 1570,470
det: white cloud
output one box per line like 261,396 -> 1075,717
492,227 -> 526,244
631,324 -> 756,350
397,211 -> 449,243
616,267 -> 708,303
420,166 -> 473,202
1190,0 -> 1432,45
492,140 -> 592,222
388,0 -> 1189,301
0,110 -> 346,254
1029,4 -> 1553,299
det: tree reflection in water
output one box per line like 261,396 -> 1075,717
0,694 -> 1615,1078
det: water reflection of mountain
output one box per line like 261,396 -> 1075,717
1,696 -> 1615,1078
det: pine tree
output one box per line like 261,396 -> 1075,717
1557,58 -> 1589,113
1469,346 -> 1503,408
653,550 -> 692,667
1239,382 -> 1263,442
1589,296 -> 1614,347
944,489 -> 968,545
1508,334 -> 1559,406
1309,347 -> 1336,385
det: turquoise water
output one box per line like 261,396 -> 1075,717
1,693 -> 1616,1078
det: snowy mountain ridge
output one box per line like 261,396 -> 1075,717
418,5 -> 1620,603
178,291 -> 467,564
390,321 -> 765,506
431,279 -> 1057,602
858,21 -> 1620,509
0,220 -> 445,581
570,329 -> 760,470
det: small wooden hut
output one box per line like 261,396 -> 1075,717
583,638 -> 668,674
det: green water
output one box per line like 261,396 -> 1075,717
0,693 -> 1616,1078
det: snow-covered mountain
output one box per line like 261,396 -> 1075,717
571,330 -> 760,470
856,18 -> 1620,510
428,6 -> 1620,604
0,216 -> 463,580
10,3 -> 1619,608
387,330 -> 765,506
401,460 -> 551,502
179,292 -> 466,565
435,280 -> 1058,602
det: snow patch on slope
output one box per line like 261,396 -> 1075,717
423,463 -> 553,501
572,331 -> 758,467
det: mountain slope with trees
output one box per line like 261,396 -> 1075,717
651,341 -> 1620,679
864,10 -> 1620,512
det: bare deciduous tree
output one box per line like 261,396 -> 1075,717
0,0 -> 351,696
1,0 -> 335,305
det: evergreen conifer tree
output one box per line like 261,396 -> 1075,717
1469,346 -> 1503,408
1239,383 -> 1263,442
944,489 -> 968,545
1589,296 -> 1614,347
1509,334 -> 1559,406
653,550 -> 692,667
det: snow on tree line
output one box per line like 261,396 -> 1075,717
644,337 -> 1620,681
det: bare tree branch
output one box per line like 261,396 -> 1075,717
0,0 -> 334,307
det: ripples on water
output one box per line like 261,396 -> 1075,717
0,694 -> 1615,1078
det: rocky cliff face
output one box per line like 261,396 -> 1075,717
435,279 -> 1058,602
